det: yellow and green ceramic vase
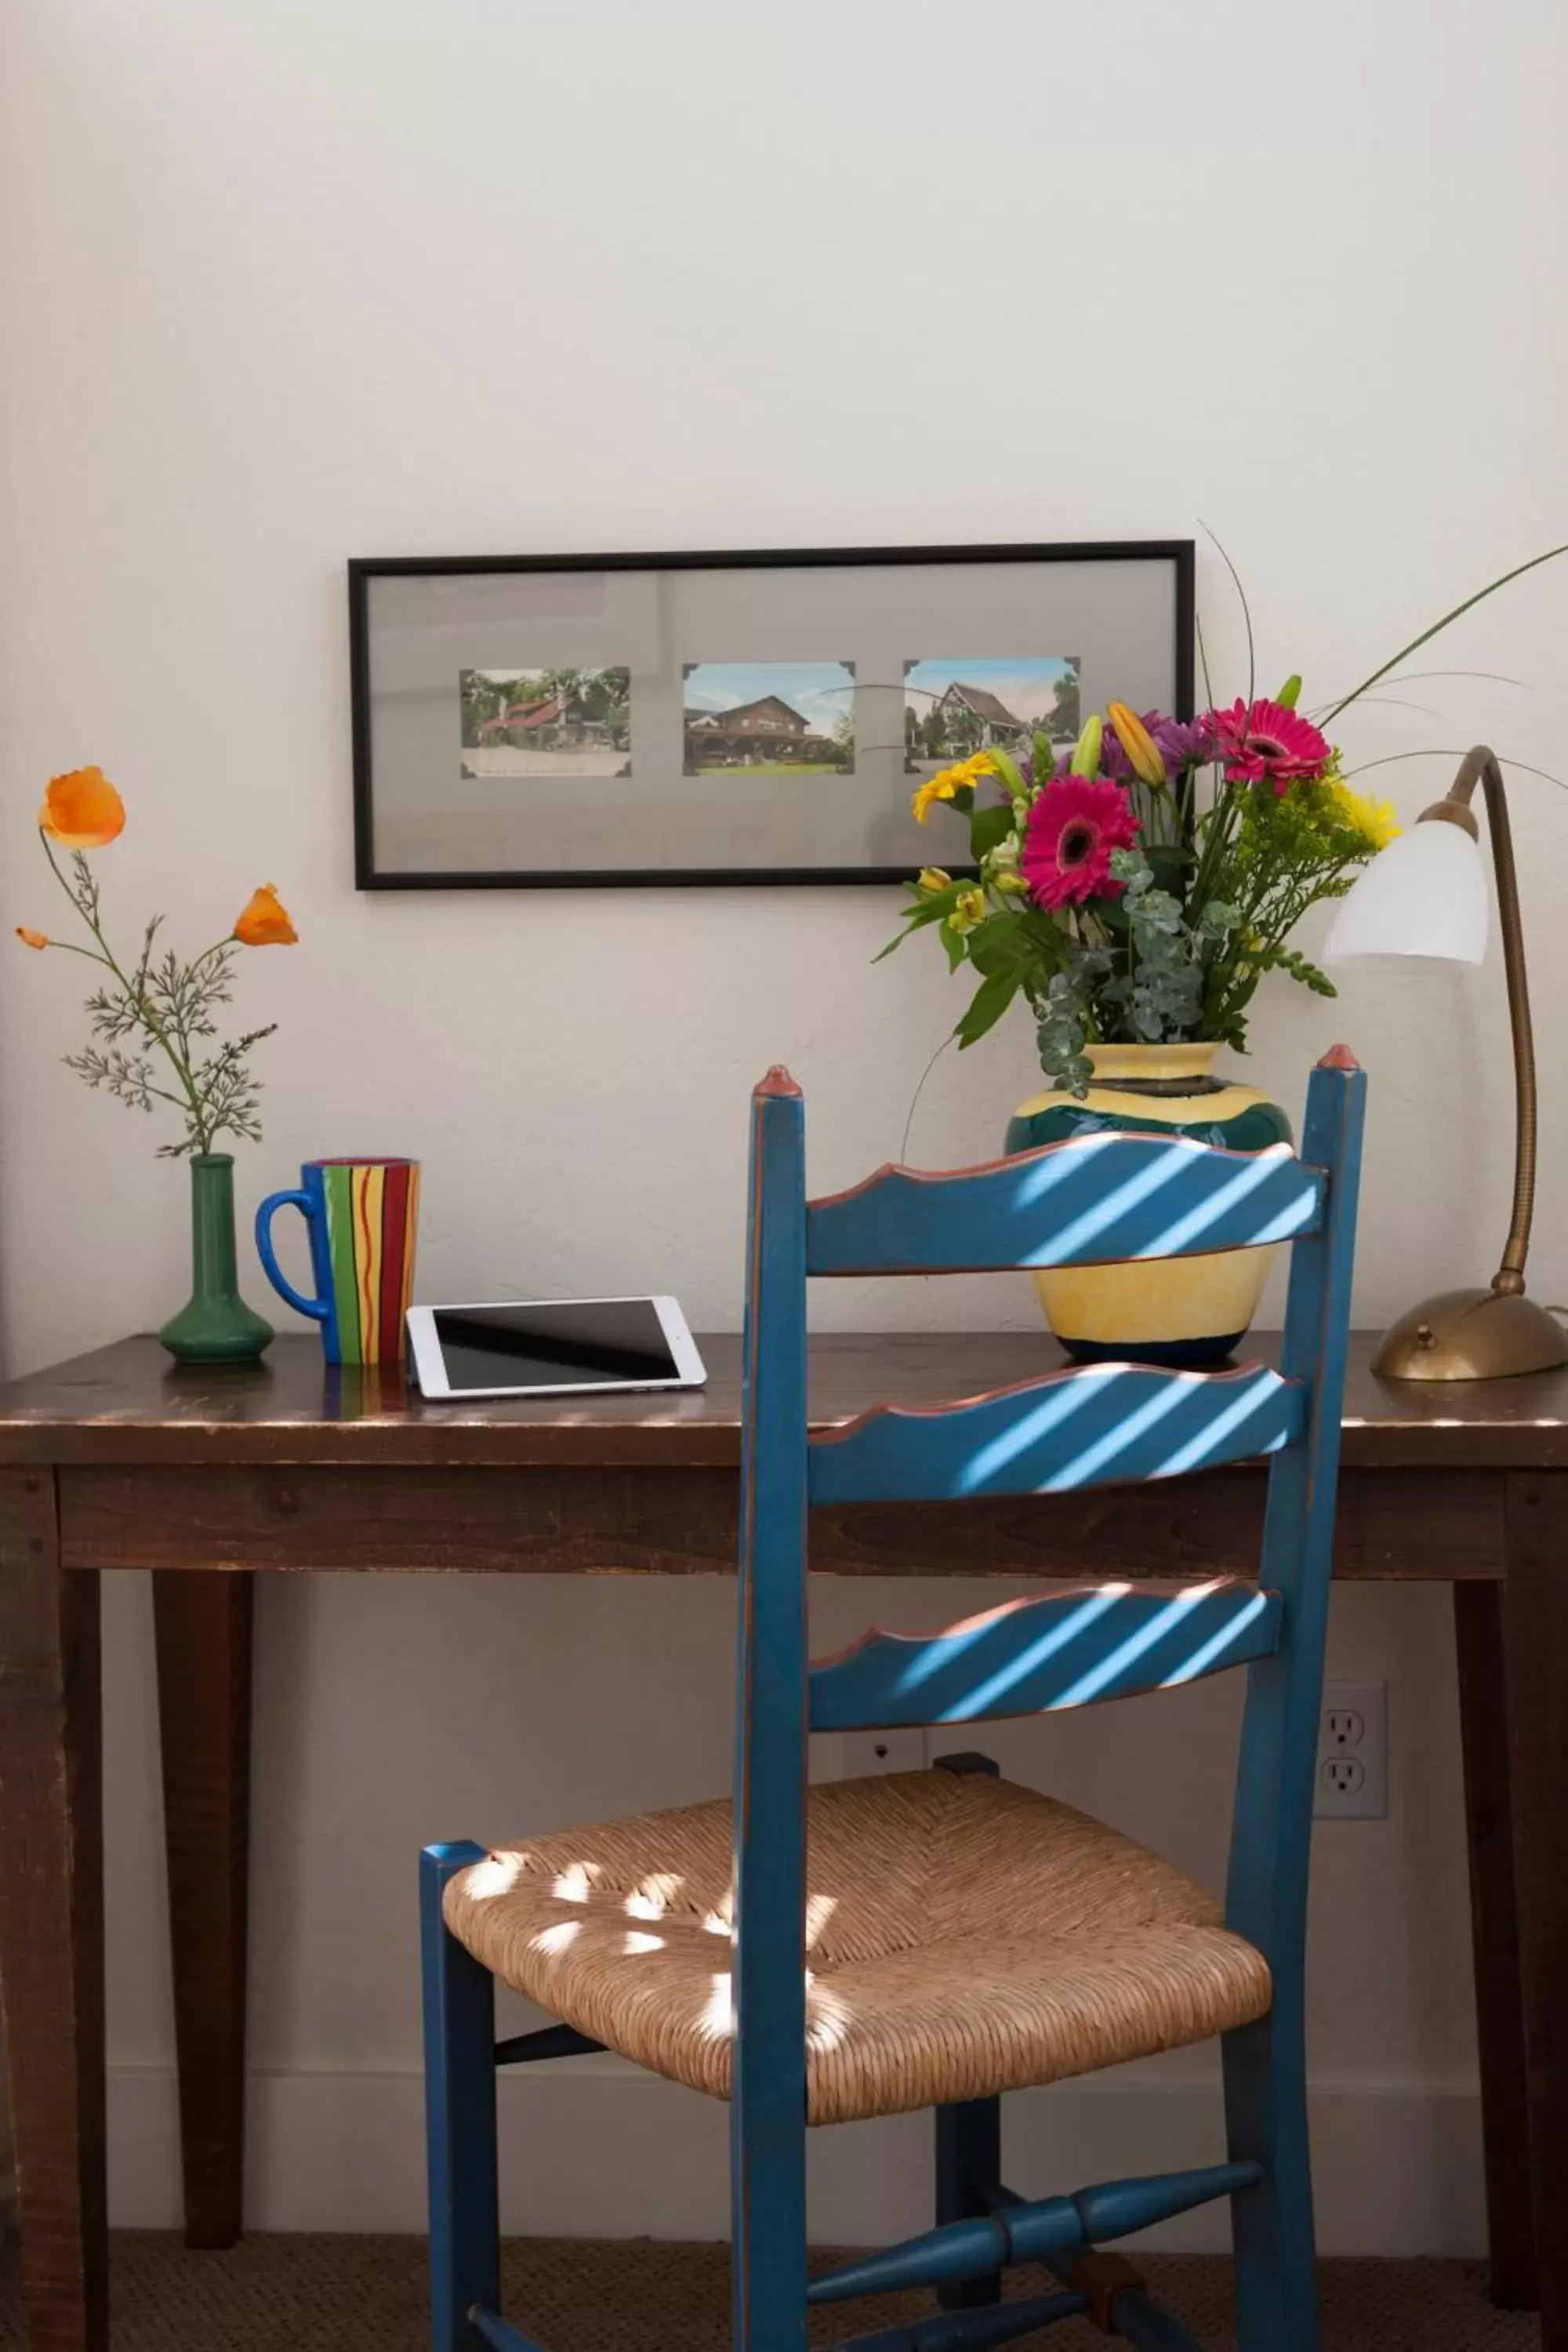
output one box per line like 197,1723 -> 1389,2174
1006,1042 -> 1290,1367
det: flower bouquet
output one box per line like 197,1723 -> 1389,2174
882,546 -> 1566,1361
884,544 -> 1568,1099
887,689 -> 1395,1098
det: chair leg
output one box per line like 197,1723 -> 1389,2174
423,1844 -> 503,2352
935,2100 -> 1004,2310
1222,2009 -> 1321,2352
730,2035 -> 808,2350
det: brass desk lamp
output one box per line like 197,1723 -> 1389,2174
1323,744 -> 1567,1381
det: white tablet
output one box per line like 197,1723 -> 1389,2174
406,1294 -> 706,1402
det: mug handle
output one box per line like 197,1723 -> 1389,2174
255,1190 -> 330,1323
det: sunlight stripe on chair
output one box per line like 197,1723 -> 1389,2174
808,1582 -> 1283,1731
808,1361 -> 1303,1506
805,1132 -> 1324,1276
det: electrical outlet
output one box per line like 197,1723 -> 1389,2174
839,1728 -> 927,1778
1314,1679 -> 1387,1819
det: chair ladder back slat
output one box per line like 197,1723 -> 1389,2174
809,1580 -> 1283,1731
808,1359 -> 1305,1508
805,1131 -> 1324,1278
731,1069 -> 811,2351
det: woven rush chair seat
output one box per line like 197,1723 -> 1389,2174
443,1766 -> 1272,2127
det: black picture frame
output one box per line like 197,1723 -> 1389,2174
349,540 -> 1195,891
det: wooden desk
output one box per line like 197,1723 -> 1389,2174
0,1331 -> 1564,2351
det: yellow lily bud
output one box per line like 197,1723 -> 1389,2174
946,887 -> 986,936
1069,714 -> 1103,778
1106,702 -> 1167,787
916,867 -> 952,894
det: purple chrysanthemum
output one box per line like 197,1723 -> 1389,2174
1101,709 -> 1217,780
1152,712 -> 1219,770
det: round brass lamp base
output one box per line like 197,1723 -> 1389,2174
1375,1287 -> 1568,1381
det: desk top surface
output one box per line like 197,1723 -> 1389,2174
0,1330 -> 1566,1470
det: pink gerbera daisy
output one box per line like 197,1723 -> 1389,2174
1022,775 -> 1140,909
1210,697 -> 1330,793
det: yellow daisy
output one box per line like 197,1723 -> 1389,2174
910,750 -> 997,823
911,775 -> 956,824
1327,779 -> 1400,851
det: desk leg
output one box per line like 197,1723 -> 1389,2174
152,1570 -> 253,2250
1455,1581 -> 1537,2308
1503,1475 -> 1568,2351
0,1469 -> 107,2352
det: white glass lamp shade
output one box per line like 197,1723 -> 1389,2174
1323,817 -> 1488,971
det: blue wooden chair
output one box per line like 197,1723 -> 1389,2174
421,1046 -> 1366,2352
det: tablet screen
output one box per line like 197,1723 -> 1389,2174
430,1299 -> 680,1392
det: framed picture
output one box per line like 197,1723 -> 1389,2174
349,541 -> 1194,889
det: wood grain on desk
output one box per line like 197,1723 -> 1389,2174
2,1330 -> 1567,1466
0,1331 -> 1545,1577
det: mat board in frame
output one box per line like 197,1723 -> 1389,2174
350,542 -> 1195,888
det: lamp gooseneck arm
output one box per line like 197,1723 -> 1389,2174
1439,746 -> 1536,1294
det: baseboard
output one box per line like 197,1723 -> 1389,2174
107,2063 -> 1485,2255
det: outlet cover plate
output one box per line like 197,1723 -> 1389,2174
1314,1679 -> 1388,1820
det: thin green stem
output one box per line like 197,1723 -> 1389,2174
1194,610 -> 1217,714
1320,546 -> 1568,727
1338,747 -> 1568,795
899,1033 -> 953,1161
32,938 -> 114,970
41,833 -> 213,1149
163,938 -> 237,1082
1186,764 -> 1242,916
1200,521 -> 1254,708
1312,667 -> 1530,711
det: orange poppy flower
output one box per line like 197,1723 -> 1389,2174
234,884 -> 297,946
16,927 -> 49,950
38,767 -> 126,851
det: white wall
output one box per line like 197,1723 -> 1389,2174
4,0 -> 1567,2253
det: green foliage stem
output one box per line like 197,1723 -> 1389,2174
42,837 -> 276,1157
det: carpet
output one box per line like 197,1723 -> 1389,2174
0,2234 -> 1537,2349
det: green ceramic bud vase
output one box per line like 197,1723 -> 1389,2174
158,1153 -> 274,1366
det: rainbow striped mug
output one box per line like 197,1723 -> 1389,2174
256,1158 -> 420,1366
